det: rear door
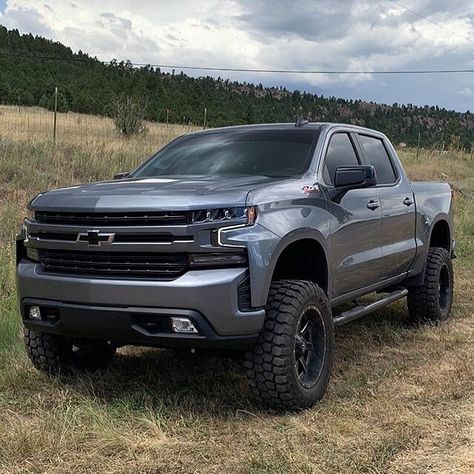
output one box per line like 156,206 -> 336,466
355,134 -> 416,279
322,132 -> 384,298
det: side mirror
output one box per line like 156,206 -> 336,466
113,172 -> 129,180
329,165 -> 377,202
334,165 -> 377,189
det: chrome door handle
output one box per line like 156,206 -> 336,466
403,197 -> 414,206
367,200 -> 380,210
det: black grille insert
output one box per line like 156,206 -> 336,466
35,210 -> 189,226
30,231 -> 193,244
39,250 -> 188,279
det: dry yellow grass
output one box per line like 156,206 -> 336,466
0,104 -> 198,149
0,106 -> 472,473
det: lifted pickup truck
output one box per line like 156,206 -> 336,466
17,122 -> 455,409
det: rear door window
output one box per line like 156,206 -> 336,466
358,135 -> 397,185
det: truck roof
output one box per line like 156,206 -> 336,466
187,122 -> 383,136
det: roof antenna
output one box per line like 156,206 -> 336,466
295,116 -> 309,127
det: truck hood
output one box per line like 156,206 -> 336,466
31,175 -> 277,212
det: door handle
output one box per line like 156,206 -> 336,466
403,197 -> 414,206
367,200 -> 380,210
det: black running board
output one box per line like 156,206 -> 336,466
333,288 -> 408,327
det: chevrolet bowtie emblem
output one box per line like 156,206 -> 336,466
77,230 -> 115,247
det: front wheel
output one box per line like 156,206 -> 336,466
245,280 -> 334,409
24,328 -> 116,374
407,247 -> 454,323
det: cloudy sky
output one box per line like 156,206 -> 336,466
1,0 -> 473,111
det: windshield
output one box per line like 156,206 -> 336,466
132,129 -> 320,179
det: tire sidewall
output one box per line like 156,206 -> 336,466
407,247 -> 454,323
435,252 -> 454,321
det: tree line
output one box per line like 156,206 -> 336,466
0,25 -> 472,149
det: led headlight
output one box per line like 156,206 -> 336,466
191,206 -> 257,225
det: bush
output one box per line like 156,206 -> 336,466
110,95 -> 147,137
39,92 -> 69,112
38,94 -> 50,109
53,92 -> 69,113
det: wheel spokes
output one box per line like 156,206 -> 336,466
300,319 -> 310,336
294,305 -> 326,388
298,355 -> 309,375
296,316 -> 316,379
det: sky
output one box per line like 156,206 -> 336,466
0,0 -> 473,112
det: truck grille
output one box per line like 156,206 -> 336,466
35,210 -> 189,226
38,250 -> 188,279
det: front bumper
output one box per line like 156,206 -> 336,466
17,259 -> 265,347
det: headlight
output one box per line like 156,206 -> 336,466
189,252 -> 247,268
27,208 -> 35,221
191,206 -> 257,225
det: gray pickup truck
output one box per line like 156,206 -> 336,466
16,122 -> 455,409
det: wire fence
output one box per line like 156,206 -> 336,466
0,105 -> 199,153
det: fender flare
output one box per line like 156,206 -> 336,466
406,214 -> 452,287
428,214 -> 452,251
261,227 -> 331,302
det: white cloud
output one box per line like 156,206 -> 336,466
457,87 -> 474,99
0,0 -> 473,110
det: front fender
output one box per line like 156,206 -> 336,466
218,223 -> 280,308
220,223 -> 330,308
223,179 -> 332,307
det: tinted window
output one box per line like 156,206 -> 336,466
323,133 -> 359,184
132,129 -> 319,179
358,135 -> 396,184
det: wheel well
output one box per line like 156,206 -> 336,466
272,239 -> 328,294
430,220 -> 450,251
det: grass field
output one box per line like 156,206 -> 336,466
0,105 -> 472,473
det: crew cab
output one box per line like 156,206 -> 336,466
17,122 -> 455,409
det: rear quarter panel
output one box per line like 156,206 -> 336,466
410,181 -> 454,277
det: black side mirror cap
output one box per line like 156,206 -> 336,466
334,165 -> 377,189
113,172 -> 129,180
329,165 -> 377,202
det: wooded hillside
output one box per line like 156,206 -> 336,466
0,25 -> 472,149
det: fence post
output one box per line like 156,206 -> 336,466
53,86 -> 58,144
416,132 -> 421,159
203,107 -> 207,129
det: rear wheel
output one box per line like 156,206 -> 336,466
407,247 -> 454,323
24,328 -> 116,374
245,280 -> 334,409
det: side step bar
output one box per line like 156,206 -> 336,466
333,288 -> 408,327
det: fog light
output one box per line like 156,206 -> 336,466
171,317 -> 198,334
29,306 -> 42,320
